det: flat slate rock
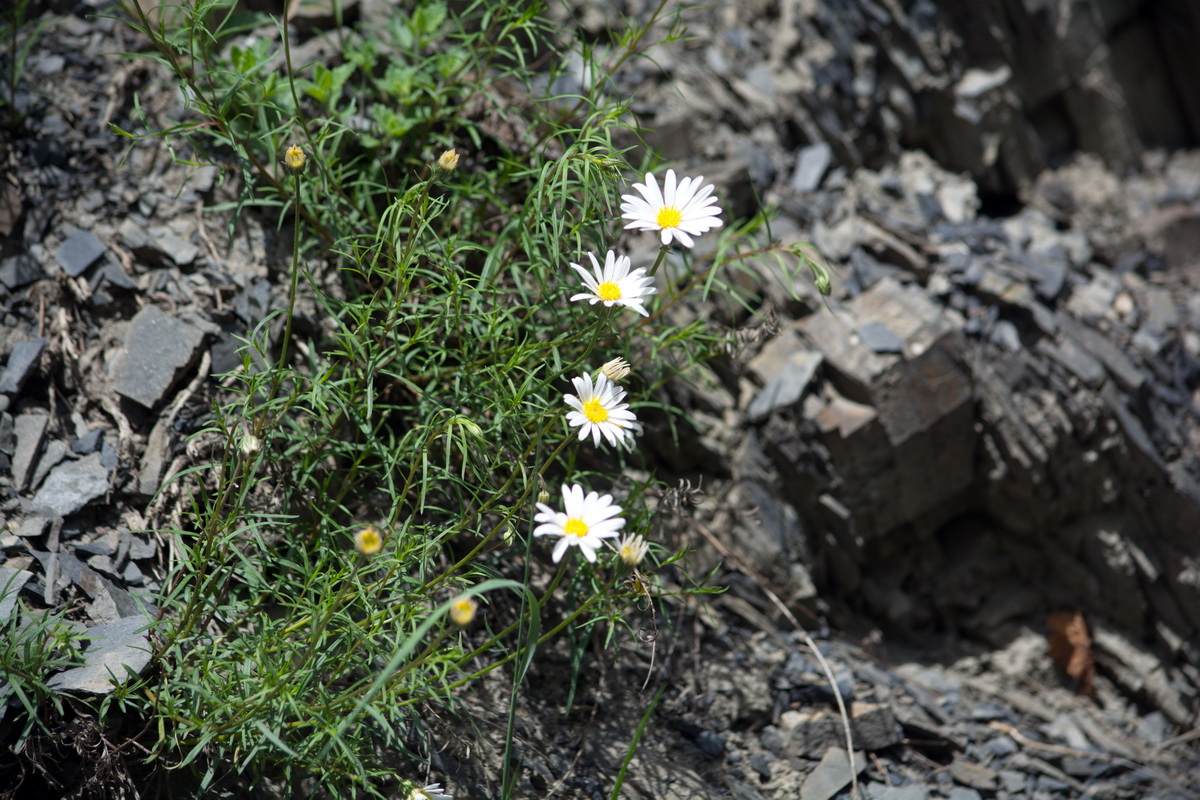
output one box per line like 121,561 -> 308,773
867,784 -> 929,800
31,451 -> 109,516
792,142 -> 833,193
857,321 -> 905,353
0,337 -> 46,395
57,227 -> 107,276
0,253 -> 42,290
113,305 -> 206,409
12,411 -> 49,491
747,351 -> 823,422
46,614 -> 154,694
802,747 -> 867,800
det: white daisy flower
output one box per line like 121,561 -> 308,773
564,372 -> 642,449
408,783 -> 452,800
534,484 -> 625,563
620,168 -> 723,248
569,250 -> 657,317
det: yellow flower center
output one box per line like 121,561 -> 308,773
564,518 -> 589,538
582,398 -> 609,423
597,281 -> 622,301
656,206 -> 682,228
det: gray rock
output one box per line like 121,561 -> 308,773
801,747 -> 866,800
1058,315 -> 1146,393
783,702 -> 902,758
747,351 -> 823,422
56,227 -> 106,277
126,533 -> 157,561
0,337 -> 46,395
75,536 -> 116,557
949,758 -> 998,790
988,319 -> 1021,352
792,142 -> 833,193
72,428 -> 103,455
0,253 -> 42,290
92,257 -> 136,291
1037,336 -> 1106,388
137,416 -> 172,496
947,788 -> 981,800
15,515 -> 48,538
12,412 -> 49,491
1019,247 -> 1068,301
87,555 -> 119,579
1142,286 -> 1178,336
46,614 -> 154,694
31,452 -> 110,517
868,784 -> 928,800
857,321 -> 904,354
791,278 -> 976,543
696,729 -> 725,757
0,567 -> 32,622
151,227 -> 198,267
113,305 -> 206,409
122,561 -> 144,586
32,547 -> 155,623
29,439 -> 70,492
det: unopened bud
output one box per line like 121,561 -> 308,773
437,148 -> 459,171
284,143 -> 306,173
449,595 -> 478,626
618,533 -> 649,566
354,525 -> 383,556
239,432 -> 262,456
599,357 -> 631,382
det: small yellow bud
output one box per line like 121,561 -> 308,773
537,490 -> 550,506
599,358 -> 631,382
437,148 -> 459,171
618,533 -> 649,567
354,526 -> 383,556
449,595 -> 478,626
284,143 -> 306,172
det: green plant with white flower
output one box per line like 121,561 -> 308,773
74,0 -> 835,797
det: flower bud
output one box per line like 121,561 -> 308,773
239,432 -> 262,456
284,143 -> 306,173
618,533 -> 649,566
449,595 -> 478,626
437,148 -> 459,171
599,357 -> 631,382
354,525 -> 383,556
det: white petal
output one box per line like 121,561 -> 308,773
662,169 -> 677,205
639,173 -> 664,208
569,262 -> 598,289
552,538 -> 570,562
674,175 -> 698,208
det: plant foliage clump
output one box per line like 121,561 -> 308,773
5,0 -> 840,795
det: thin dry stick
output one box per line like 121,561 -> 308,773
696,521 -> 860,800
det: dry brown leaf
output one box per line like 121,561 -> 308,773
1047,610 -> 1096,697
